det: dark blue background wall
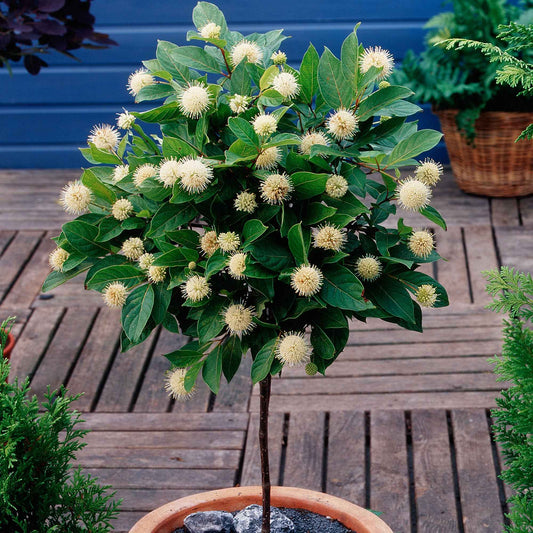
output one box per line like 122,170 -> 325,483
0,0 -> 448,168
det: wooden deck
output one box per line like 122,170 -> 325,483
1,168 -> 531,532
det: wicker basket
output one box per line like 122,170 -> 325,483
436,109 -> 533,197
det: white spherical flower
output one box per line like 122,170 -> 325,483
234,191 -> 258,214
165,368 -> 195,401
272,71 -> 300,99
128,68 -> 155,96
276,332 -> 312,367
271,51 -> 287,65
199,22 -> 221,39
178,157 -> 213,193
408,230 -> 434,258
138,253 -> 155,271
179,83 -> 211,119
356,255 -> 382,282
229,94 -> 250,114
256,146 -> 281,170
133,163 -> 158,187
121,237 -> 144,260
414,158 -> 443,187
416,284 -> 438,308
325,174 -> 349,198
200,230 -> 219,257
88,124 -> 120,152
312,225 -> 347,252
113,164 -> 130,183
252,114 -> 277,136
260,173 -> 293,205
116,110 -> 135,130
327,109 -> 358,140
49,248 -> 69,272
218,232 -> 240,253
290,265 -> 323,297
397,179 -> 432,212
148,265 -> 166,283
231,40 -> 263,65
228,252 -> 247,279
182,275 -> 211,302
224,303 -> 255,335
60,181 -> 92,214
111,198 -> 134,221
103,282 -> 128,308
158,158 -> 181,188
360,46 -> 394,80
300,131 -> 329,155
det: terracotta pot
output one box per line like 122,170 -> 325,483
2,332 -> 15,361
129,486 -> 393,533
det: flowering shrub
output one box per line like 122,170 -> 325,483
43,2 -> 448,398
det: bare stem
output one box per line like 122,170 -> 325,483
259,375 -> 272,533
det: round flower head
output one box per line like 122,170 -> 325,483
234,191 -> 257,214
312,225 -> 347,252
228,252 -> 247,279
200,230 -> 219,257
291,265 -> 323,297
231,40 -> 263,65
416,284 -> 438,308
158,158 -> 181,188
271,50 -> 287,65
88,124 -> 120,152
116,110 -> 135,130
325,174 -> 348,198
128,68 -> 155,96
360,46 -> 394,80
414,158 -> 443,187
111,198 -> 134,221
178,157 -> 213,193
327,109 -> 358,140
199,22 -> 221,39
408,230 -> 434,258
305,362 -> 318,376
133,163 -> 158,187
148,265 -> 166,283
121,237 -> 144,260
49,247 -> 69,272
356,255 -> 382,282
59,181 -> 92,214
260,173 -> 293,205
188,261 -> 196,270
182,275 -> 211,302
179,83 -> 211,119
138,253 -> 155,271
397,179 -> 432,212
252,114 -> 277,136
378,80 -> 391,89
113,164 -> 130,183
103,282 -> 128,308
229,94 -> 250,114
218,232 -> 240,253
165,368 -> 194,401
276,332 -> 312,367
272,71 -> 300,99
300,131 -> 329,155
224,303 -> 255,335
256,146 -> 281,170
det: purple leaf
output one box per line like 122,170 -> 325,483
38,0 -> 66,13
34,19 -> 67,36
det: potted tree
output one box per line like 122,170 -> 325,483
394,0 -> 533,197
0,316 -> 15,361
43,3 -> 449,531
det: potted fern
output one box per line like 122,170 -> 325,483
43,2 -> 449,531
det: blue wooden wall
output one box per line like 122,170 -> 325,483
0,0 -> 448,168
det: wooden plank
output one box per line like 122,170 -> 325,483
213,355 -> 252,412
112,489 -> 192,512
326,412 -> 365,505
172,378 -> 212,413
412,410 -> 460,532
32,274 -> 103,308
494,226 -> 533,275
0,230 -> 15,256
519,196 -> 533,226
111,511 -> 147,533
370,411 -> 410,532
491,198 -> 519,227
452,409 -> 505,532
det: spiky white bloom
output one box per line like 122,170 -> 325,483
199,22 -> 221,39
224,303 -> 255,335
256,146 -> 281,170
133,163 -> 158,187
416,284 -> 438,308
271,50 -> 287,65
182,275 -> 210,302
103,282 -> 128,308
272,71 -> 300,99
260,173 -> 293,205
397,179 -> 432,211
312,225 -> 347,252
179,83 -> 211,119
165,368 -> 194,400
88,124 -> 120,151
111,198 -> 134,221
327,109 -> 358,140
408,230 -> 434,258
252,114 -> 277,136
138,253 -> 155,271
300,131 -> 329,155
200,230 -> 219,256
178,157 -> 213,193
414,158 -> 443,187
60,181 -> 92,214
234,191 -> 257,213
231,40 -> 263,65
49,248 -> 69,272
158,158 -> 181,188
113,164 -> 130,183
360,46 -> 394,80
148,265 -> 166,283
229,94 -> 250,114
218,232 -> 240,253
276,332 -> 312,367
291,265 -> 323,297
121,237 -> 145,260
325,174 -> 348,198
127,68 -> 155,96
116,110 -> 135,130
228,252 -> 247,279
356,255 -> 382,282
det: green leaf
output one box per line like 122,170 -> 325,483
299,44 -> 320,104
260,65 -> 279,90
225,139 -> 258,164
326,192 -> 370,217
135,83 -> 175,102
291,172 -> 330,199
398,271 -> 449,308
147,203 -> 197,238
251,337 -> 278,384
228,117 -> 260,147
420,206 -> 447,230
152,282 -> 171,324
303,203 -> 337,225
42,261 -> 93,292
81,169 -> 116,204
202,344 -> 224,394
227,61 -> 251,95
287,223 -> 309,265
222,335 -> 243,382
250,237 -> 293,271
376,231 -> 400,256
86,264 -> 145,291
166,229 -> 200,248
243,219 -> 268,244
192,2 -> 228,37
63,220 -> 111,256
321,265 -> 370,311
162,136 -> 198,158
87,144 -> 123,165
133,102 -> 181,123
96,217 -> 122,242
164,349 -> 204,367
311,325 -> 336,359
153,248 -> 198,268
156,41 -> 192,84
122,284 -> 155,342
365,276 -> 415,323
185,360 -> 204,392
263,133 -> 301,148
197,298 -> 226,343
357,86 -> 414,122
205,250 -> 228,279
169,46 -> 222,73
383,129 -> 443,168
318,47 -> 353,109
340,29 -> 360,90
258,89 -> 284,107
138,177 -> 171,202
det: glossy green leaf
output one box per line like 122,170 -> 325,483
86,264 -> 145,291
157,41 -> 192,84
311,325 -> 336,359
357,86 -> 413,122
228,117 -> 260,147
164,349 -> 204,367
383,129 -> 443,168
81,169 -> 116,204
222,335 -> 243,382
122,284 -> 155,342
63,220 -> 111,256
299,44 -> 320,103
147,203 -> 197,238
365,276 -> 415,323
317,47 -> 353,109
251,337 -> 278,384
202,343 -> 224,394
420,206 -> 447,230
287,223 -> 309,265
243,219 -> 268,243
321,265 -> 370,311
291,171 -> 330,199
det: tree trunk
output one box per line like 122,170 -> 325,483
259,374 -> 272,533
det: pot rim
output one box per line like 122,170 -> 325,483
2,332 -> 15,359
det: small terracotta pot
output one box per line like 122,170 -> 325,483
2,333 -> 15,361
129,486 -> 393,533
